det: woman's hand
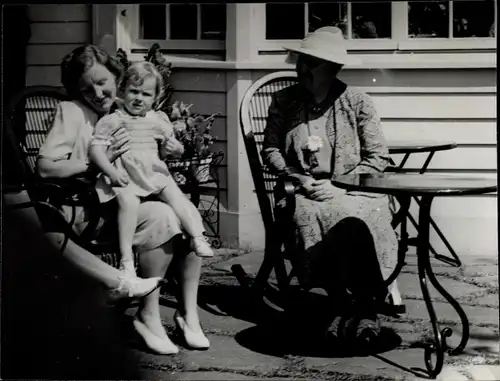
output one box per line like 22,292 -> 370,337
304,179 -> 345,201
163,138 -> 184,157
107,124 -> 131,163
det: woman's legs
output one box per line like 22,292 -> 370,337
136,235 -> 206,351
177,246 -> 204,332
324,217 -> 388,305
136,240 -> 175,339
45,232 -> 162,300
45,232 -> 127,290
115,191 -> 141,277
137,236 -> 204,333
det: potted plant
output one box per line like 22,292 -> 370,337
116,44 -> 219,184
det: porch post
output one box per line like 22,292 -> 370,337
224,4 -> 265,251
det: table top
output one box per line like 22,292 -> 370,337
332,173 -> 497,197
388,140 -> 457,154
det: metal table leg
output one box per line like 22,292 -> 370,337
416,195 -> 470,378
391,152 -> 461,267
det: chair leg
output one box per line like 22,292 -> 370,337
273,255 -> 290,293
231,246 -> 275,293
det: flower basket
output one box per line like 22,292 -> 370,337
191,154 -> 214,183
166,154 -> 214,184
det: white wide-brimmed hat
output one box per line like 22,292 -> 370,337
284,26 -> 361,66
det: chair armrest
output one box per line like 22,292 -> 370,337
34,175 -> 102,243
384,166 -> 406,173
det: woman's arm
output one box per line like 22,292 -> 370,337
156,111 -> 184,158
37,157 -> 88,179
348,92 -> 391,174
37,102 -> 89,179
262,95 -> 312,186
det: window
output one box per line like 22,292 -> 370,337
265,2 -> 392,40
261,1 -> 496,51
408,1 -> 496,38
132,3 -> 226,51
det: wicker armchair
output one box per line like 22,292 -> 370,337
3,86 -> 129,267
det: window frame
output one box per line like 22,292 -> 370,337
94,3 -> 496,69
129,4 -> 226,52
255,1 -> 497,53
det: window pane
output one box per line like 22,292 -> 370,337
308,2 -> 348,38
139,4 -> 166,40
409,1 -> 449,38
266,3 -> 305,40
453,0 -> 496,37
169,4 -> 198,40
352,2 -> 391,39
201,4 -> 226,40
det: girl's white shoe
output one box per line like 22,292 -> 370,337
191,236 -> 214,258
119,258 -> 137,278
108,276 -> 162,302
133,319 -> 179,355
174,311 -> 210,350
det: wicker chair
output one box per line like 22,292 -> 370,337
232,71 -> 407,302
3,86 -> 129,267
231,72 -> 301,300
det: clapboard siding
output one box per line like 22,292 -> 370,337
372,94 -> 496,119
250,68 -> 497,256
251,69 -> 497,89
390,147 -> 497,171
27,4 -> 90,22
26,5 -> 91,87
382,121 -> 496,145
169,69 -> 229,209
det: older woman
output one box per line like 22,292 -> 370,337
262,27 -> 403,348
37,45 -> 209,355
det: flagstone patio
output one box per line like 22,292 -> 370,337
128,249 -> 499,381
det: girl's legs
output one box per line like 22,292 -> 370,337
115,191 -> 141,277
158,179 -> 213,257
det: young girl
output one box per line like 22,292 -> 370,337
90,61 -> 214,279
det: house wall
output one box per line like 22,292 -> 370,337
26,4 -> 92,87
23,4 -> 497,257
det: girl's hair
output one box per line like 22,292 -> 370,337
120,61 -> 163,101
61,44 -> 124,99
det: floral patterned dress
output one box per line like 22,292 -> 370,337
262,79 -> 398,287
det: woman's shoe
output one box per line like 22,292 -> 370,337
108,276 -> 163,303
174,311 -> 210,350
379,294 -> 406,316
133,319 -> 179,355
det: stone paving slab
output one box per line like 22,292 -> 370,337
126,251 -> 498,381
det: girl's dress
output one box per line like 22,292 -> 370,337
37,100 -> 183,252
93,108 -> 175,203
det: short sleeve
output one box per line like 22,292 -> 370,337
91,114 -> 120,146
38,101 -> 82,161
154,111 -> 175,141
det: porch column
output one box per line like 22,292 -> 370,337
224,4 -> 265,251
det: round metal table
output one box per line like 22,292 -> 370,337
332,172 -> 497,379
